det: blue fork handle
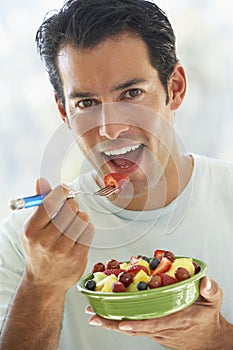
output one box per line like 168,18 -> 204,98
9,193 -> 48,211
23,193 -> 48,208
9,191 -> 77,211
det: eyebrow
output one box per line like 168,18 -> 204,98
111,78 -> 147,92
68,78 -> 147,99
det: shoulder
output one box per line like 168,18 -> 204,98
193,154 -> 233,177
193,154 -> 233,199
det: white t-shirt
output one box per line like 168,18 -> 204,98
0,154 -> 233,350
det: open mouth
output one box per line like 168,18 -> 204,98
102,143 -> 144,172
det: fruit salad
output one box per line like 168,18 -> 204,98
85,249 -> 201,293
104,173 -> 130,194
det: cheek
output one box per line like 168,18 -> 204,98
76,130 -> 98,154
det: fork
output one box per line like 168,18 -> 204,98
9,185 -> 116,211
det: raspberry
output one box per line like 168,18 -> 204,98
159,273 -> 176,286
104,268 -> 124,277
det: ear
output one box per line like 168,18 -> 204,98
168,63 -> 186,111
55,93 -> 71,129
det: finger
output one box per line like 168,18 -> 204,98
52,199 -> 79,233
29,184 -> 70,229
63,211 -> 90,243
118,319 -> 151,333
35,177 -> 51,194
200,277 -> 223,304
88,315 -> 141,336
85,305 -> 95,315
88,315 -> 120,329
76,222 -> 95,247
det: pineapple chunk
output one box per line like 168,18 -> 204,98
134,259 -> 150,273
93,272 -> 107,284
126,270 -> 149,292
96,275 -> 118,292
166,258 -> 195,278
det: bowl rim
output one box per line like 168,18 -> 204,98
77,257 -> 208,297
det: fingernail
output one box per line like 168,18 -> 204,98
206,278 -> 212,291
119,324 -> 133,331
89,318 -> 103,327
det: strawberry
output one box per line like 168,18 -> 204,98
153,249 -> 166,260
127,264 -> 149,276
152,257 -> 172,276
104,173 -> 130,192
104,268 -> 124,277
129,255 -> 142,265
159,273 -> 177,286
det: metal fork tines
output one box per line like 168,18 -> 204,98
69,185 -> 116,197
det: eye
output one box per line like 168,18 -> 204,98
77,99 -> 98,109
123,88 -> 143,99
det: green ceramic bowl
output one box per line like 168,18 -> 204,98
77,258 -> 207,320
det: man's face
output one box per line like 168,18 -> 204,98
57,33 -> 181,202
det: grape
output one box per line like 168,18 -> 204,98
105,259 -> 120,270
164,251 -> 175,262
148,275 -> 162,289
193,261 -> 201,274
175,267 -> 191,281
118,271 -> 134,287
92,262 -> 105,273
112,282 -> 126,292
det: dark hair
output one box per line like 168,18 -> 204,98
36,0 -> 178,106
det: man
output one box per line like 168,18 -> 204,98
0,0 -> 233,349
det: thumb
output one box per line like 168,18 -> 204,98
200,276 -> 222,304
35,178 -> 51,195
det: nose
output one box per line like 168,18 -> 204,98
99,104 -> 130,139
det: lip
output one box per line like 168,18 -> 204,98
102,145 -> 144,174
100,141 -> 142,154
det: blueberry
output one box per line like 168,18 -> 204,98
141,256 -> 150,263
137,281 -> 148,291
149,257 -> 160,270
85,279 -> 96,291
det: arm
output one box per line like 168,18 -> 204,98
0,178 -> 94,350
0,276 -> 66,349
87,277 -> 233,350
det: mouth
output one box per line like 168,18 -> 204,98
101,143 -> 144,173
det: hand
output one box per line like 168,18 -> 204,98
87,277 -> 233,349
21,178 -> 94,295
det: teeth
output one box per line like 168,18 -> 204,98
104,144 -> 141,156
